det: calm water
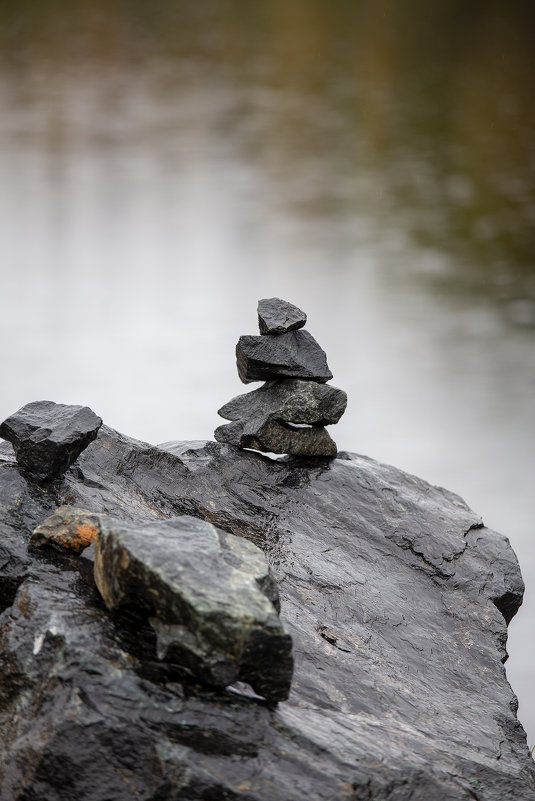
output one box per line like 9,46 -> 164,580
1,1 -> 535,741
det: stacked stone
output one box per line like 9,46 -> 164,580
214,298 -> 347,457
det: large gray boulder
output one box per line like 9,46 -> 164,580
0,422 -> 534,800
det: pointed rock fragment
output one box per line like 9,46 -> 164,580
0,401 -> 102,480
236,330 -> 333,384
257,297 -> 307,334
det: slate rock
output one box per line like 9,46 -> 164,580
218,379 -> 347,427
0,400 -> 102,480
257,297 -> 307,335
94,515 -> 293,702
215,417 -> 338,456
236,329 -> 333,384
1,425 -> 534,800
30,506 -> 102,554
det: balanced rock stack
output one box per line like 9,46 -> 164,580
214,298 -> 347,457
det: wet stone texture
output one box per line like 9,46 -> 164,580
215,416 -> 338,457
236,330 -> 333,384
218,379 -> 347,427
94,515 -> 293,702
215,379 -> 347,457
1,425 -> 534,800
257,297 -> 307,335
0,400 -> 102,480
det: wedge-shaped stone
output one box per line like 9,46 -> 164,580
94,515 -> 293,702
218,379 -> 347,427
236,330 -> 333,384
257,297 -> 307,334
215,417 -> 338,457
0,400 -> 102,480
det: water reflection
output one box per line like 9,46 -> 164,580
1,0 -> 535,741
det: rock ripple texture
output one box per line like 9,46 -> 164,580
0,400 -> 102,479
0,426 -> 534,800
257,297 -> 307,334
94,515 -> 293,702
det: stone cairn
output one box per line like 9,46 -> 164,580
215,297 -> 347,456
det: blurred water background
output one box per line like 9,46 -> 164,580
1,0 -> 534,742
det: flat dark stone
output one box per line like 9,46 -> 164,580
0,401 -> 102,480
218,379 -> 347,427
94,515 -> 293,702
215,417 -> 338,457
236,330 -> 333,384
257,297 -> 307,335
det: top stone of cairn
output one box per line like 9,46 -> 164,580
257,297 -> 307,335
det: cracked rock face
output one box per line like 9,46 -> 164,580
236,329 -> 333,384
0,426 -> 534,800
257,297 -> 307,335
94,515 -> 293,702
0,400 -> 102,480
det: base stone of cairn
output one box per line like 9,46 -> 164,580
215,298 -> 347,457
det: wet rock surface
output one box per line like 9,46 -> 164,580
216,380 -> 346,456
257,297 -> 307,335
215,416 -> 338,456
1,426 -> 534,800
0,400 -> 102,480
218,379 -> 347,427
236,330 -> 333,384
220,299 -> 344,455
94,515 -> 293,702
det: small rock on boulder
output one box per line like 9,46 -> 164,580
30,506 -> 102,554
236,330 -> 333,384
0,401 -> 102,480
94,515 -> 293,702
257,297 -> 307,335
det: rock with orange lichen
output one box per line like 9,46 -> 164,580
30,506 -> 102,554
